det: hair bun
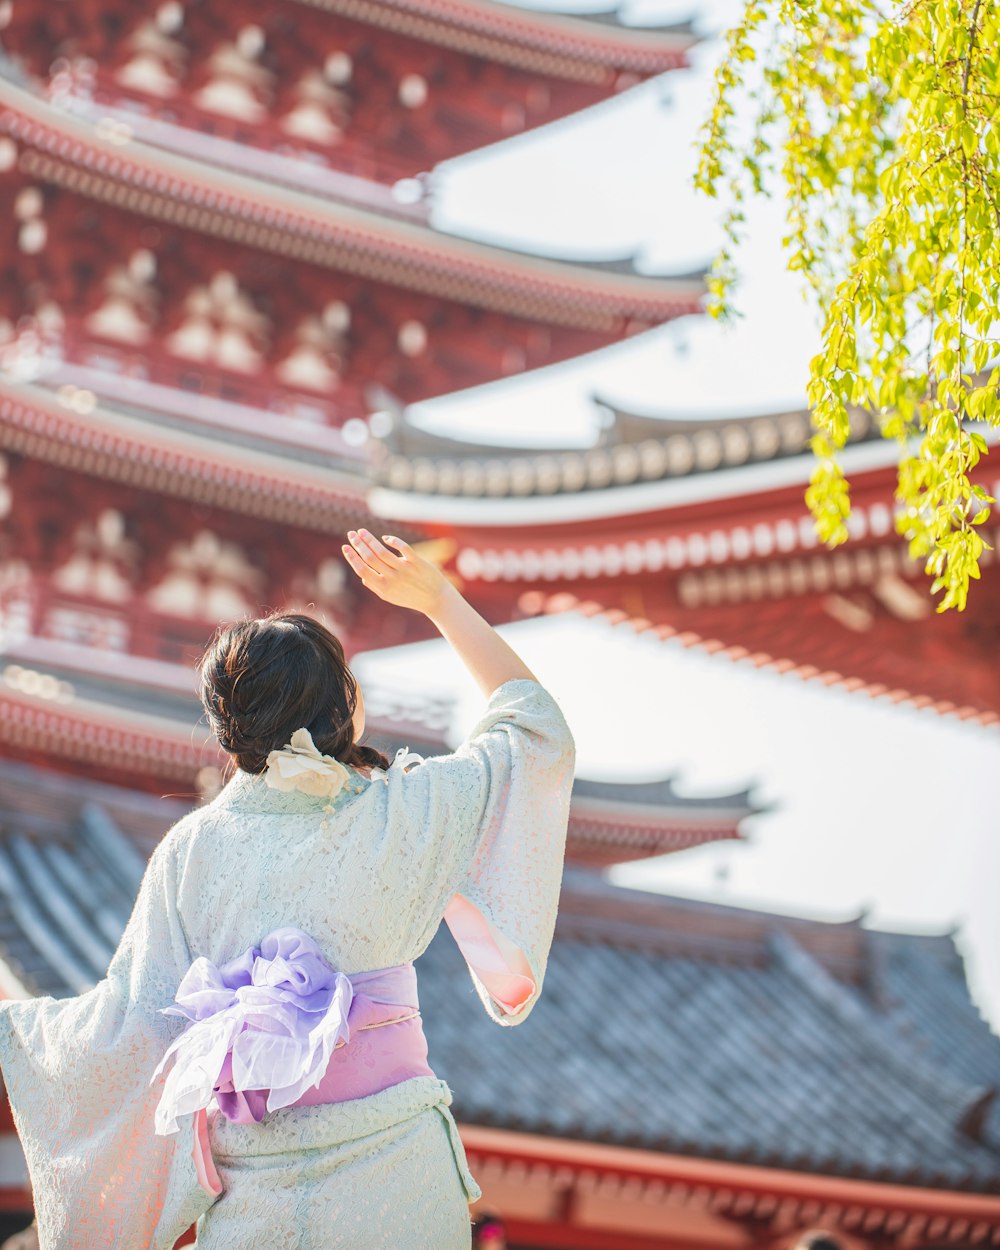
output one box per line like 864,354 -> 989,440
198,611 -> 389,777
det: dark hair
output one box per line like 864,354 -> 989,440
199,611 -> 389,776
791,1234 -> 844,1250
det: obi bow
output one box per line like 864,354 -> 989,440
151,927 -> 353,1134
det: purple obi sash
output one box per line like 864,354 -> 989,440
151,927 -> 434,1195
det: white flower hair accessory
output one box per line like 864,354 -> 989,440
264,728 -> 353,798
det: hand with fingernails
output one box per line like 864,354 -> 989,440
341,530 -> 454,617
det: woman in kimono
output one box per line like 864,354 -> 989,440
0,528 -> 575,1250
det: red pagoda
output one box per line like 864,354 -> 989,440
0,0 -> 998,1247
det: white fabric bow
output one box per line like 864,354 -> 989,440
368,745 -> 425,785
264,727 -> 353,798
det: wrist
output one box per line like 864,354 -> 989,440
424,580 -> 465,625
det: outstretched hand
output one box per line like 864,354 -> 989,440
341,529 -> 455,616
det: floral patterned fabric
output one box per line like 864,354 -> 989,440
0,678 -> 575,1249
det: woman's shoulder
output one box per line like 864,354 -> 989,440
145,804 -> 206,877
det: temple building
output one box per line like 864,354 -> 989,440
0,0 -> 998,1246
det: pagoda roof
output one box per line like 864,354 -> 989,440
358,676 -> 764,864
0,654 -> 219,787
0,658 -> 758,864
288,0 -> 695,81
424,866 -> 1000,1191
0,376 -> 370,533
0,77 -> 703,331
371,395 -> 887,510
66,98 -> 433,227
521,586 -> 1000,728
1,772 -> 996,1196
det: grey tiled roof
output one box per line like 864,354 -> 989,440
4,761 -> 998,1190
571,774 -> 759,815
417,870 -> 1000,1191
0,761 -> 187,996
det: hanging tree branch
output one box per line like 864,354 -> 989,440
695,0 -> 1000,611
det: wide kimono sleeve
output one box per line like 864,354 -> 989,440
0,818 -> 220,1250
407,677 -> 575,1027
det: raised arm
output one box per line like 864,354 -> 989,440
343,527 -> 574,1025
341,528 -> 537,697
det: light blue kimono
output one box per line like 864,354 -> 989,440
0,678 -> 575,1249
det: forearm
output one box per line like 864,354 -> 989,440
427,584 -> 537,698
341,529 -> 539,696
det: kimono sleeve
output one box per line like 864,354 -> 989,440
0,819 -> 219,1250
420,678 -> 575,1027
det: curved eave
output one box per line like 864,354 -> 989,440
568,814 -> 742,864
459,1126 -> 1000,1222
574,10 -> 697,38
290,0 -> 695,82
572,795 -> 757,828
369,437 -> 907,527
593,394 -> 816,439
0,685 -> 212,782
0,377 -> 373,531
374,402 -> 888,503
375,403 -> 999,512
0,80 -> 703,331
574,774 -> 758,811
533,593 -> 1000,730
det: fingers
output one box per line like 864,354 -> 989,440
349,528 -> 400,573
341,543 -> 377,587
342,530 -> 383,576
341,529 -> 408,598
381,534 -> 413,558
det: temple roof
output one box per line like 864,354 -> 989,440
371,395 -> 885,501
1,772 -> 995,1191
0,377 -> 370,531
422,866 -> 1000,1190
0,664 -> 758,862
0,77 -> 703,330
516,582 -> 1000,728
359,678 -> 764,864
0,760 -> 180,996
287,0 -> 695,80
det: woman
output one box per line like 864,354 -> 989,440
0,529 -> 575,1249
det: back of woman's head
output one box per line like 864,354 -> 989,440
199,611 -> 388,775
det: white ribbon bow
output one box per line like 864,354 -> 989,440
368,745 -> 425,784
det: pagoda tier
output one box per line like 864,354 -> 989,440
0,0 -> 693,187
356,669 -> 761,866
0,81 -> 702,430
0,668 -> 756,862
370,403 -> 1000,725
372,395 -> 888,492
0,768 -> 997,1246
0,428 -> 450,683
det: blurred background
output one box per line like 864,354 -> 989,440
0,0 -> 998,1245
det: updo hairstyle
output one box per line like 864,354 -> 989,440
199,611 -> 389,776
